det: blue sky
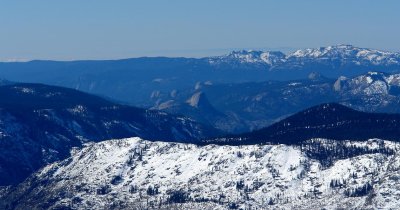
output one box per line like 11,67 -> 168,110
1,0 -> 399,60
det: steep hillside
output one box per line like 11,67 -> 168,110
211,103 -> 400,145
0,83 -> 220,186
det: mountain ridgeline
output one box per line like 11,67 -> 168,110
2,137 -> 399,209
1,45 -> 400,134
0,83 -> 220,186
0,45 -> 399,107
211,103 -> 400,145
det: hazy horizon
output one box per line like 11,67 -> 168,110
1,0 -> 399,61
1,44 -> 400,62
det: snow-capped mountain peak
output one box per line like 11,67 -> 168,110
289,44 -> 362,58
335,71 -> 400,96
260,51 -> 287,65
288,45 -> 400,65
292,44 -> 360,55
208,45 -> 400,68
208,49 -> 286,66
222,50 -> 265,63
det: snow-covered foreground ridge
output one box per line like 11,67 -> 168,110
4,137 -> 400,209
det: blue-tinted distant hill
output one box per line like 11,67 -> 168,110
210,103 -> 400,145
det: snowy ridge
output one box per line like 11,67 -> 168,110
208,50 -> 286,66
335,72 -> 400,95
4,137 -> 400,209
208,45 -> 400,67
288,44 -> 400,65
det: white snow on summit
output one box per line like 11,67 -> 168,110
209,50 -> 286,66
209,45 -> 400,67
17,137 -> 400,209
288,45 -> 400,65
336,72 -> 400,96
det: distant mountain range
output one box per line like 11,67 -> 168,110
0,45 -> 399,108
1,45 -> 399,134
0,83 -> 220,186
209,44 -> 400,68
